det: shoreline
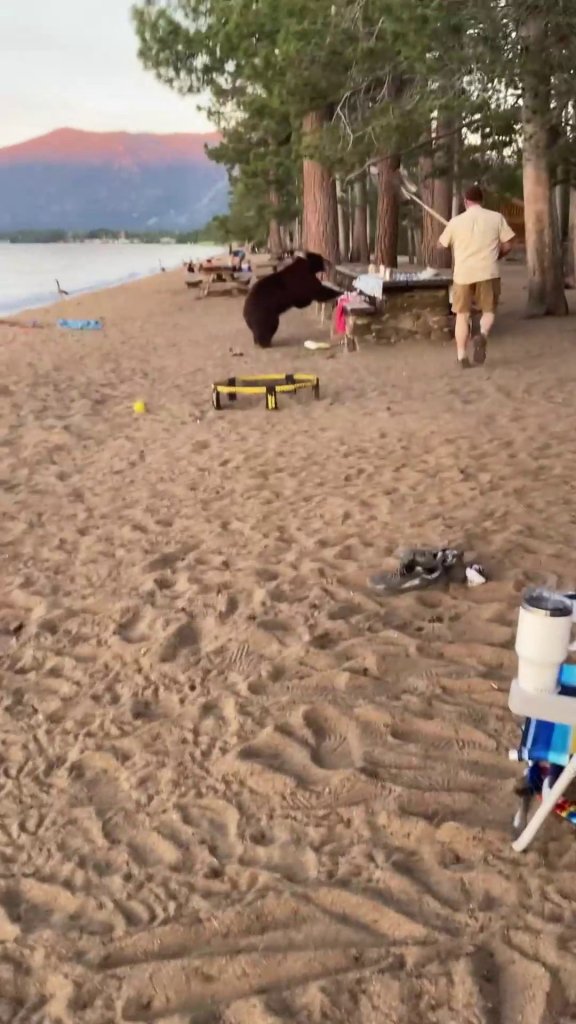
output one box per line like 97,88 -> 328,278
1,264 -> 180,319
0,268 -> 183,319
0,241 -> 225,317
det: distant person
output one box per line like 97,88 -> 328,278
438,185 -> 515,368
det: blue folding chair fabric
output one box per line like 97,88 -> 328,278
518,663 -> 576,767
516,663 -> 576,828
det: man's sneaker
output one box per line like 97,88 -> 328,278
369,563 -> 445,593
471,332 -> 487,365
369,548 -> 463,594
458,356 -> 473,369
404,548 -> 445,572
369,551 -> 445,593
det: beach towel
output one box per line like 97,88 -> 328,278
58,319 -> 103,331
516,662 -> 576,824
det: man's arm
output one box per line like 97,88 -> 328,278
437,222 -> 452,249
498,214 -> 515,258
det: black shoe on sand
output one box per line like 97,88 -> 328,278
471,332 -> 487,365
369,548 -> 464,594
370,549 -> 443,593
369,562 -> 445,593
458,356 -> 473,369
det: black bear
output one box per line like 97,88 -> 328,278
243,252 -> 341,348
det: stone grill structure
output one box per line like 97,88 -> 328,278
334,265 -> 453,347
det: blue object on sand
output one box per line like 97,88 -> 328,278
518,663 -> 576,767
515,663 -> 576,829
58,318 -> 103,330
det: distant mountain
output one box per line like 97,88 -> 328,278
0,128 -> 229,232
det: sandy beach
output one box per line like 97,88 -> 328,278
2,266 -> 576,1023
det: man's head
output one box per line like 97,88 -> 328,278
464,185 -> 484,209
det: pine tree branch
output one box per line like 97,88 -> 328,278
342,113 -> 485,184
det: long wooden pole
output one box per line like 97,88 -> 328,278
400,185 -> 449,226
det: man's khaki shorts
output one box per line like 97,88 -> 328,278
451,278 -> 501,314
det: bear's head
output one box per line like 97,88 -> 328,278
304,251 -> 327,275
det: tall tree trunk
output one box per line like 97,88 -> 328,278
452,120 -> 463,217
565,187 -> 576,288
348,186 -> 354,257
336,177 -> 349,261
301,110 -> 339,264
366,172 -> 373,257
350,176 -> 369,263
419,132 -> 436,266
375,154 -> 400,266
419,116 -> 453,268
407,219 -> 417,264
521,16 -> 567,315
556,178 -> 570,241
374,75 -> 404,266
433,115 -> 454,269
293,218 -> 301,250
562,104 -> 576,284
267,189 -> 283,254
268,219 -> 283,254
555,170 -> 570,279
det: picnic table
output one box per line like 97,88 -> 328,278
186,259 -> 281,298
197,266 -> 251,298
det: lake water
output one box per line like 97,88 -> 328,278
0,241 -> 224,315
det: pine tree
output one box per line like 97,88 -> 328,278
133,0 -> 358,262
133,0 -> 576,313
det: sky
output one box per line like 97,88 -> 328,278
0,0 -> 213,147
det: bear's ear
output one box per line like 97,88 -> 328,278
305,252 -> 326,274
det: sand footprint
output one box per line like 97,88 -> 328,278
116,606 -> 156,644
178,797 -> 241,862
158,619 -> 200,662
303,704 -> 360,770
145,547 -> 191,573
238,728 -> 327,788
125,829 -> 182,869
196,694 -> 238,743
243,838 -> 318,883
397,789 -> 482,827
391,715 -> 497,753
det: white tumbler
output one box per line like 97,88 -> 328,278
515,588 -> 573,694
564,591 -> 576,623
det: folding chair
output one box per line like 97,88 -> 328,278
510,662 -> 576,851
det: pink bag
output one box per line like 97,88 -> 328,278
333,292 -> 356,335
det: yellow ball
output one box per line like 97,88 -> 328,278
133,399 -> 146,414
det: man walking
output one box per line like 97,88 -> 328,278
438,185 -> 515,368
